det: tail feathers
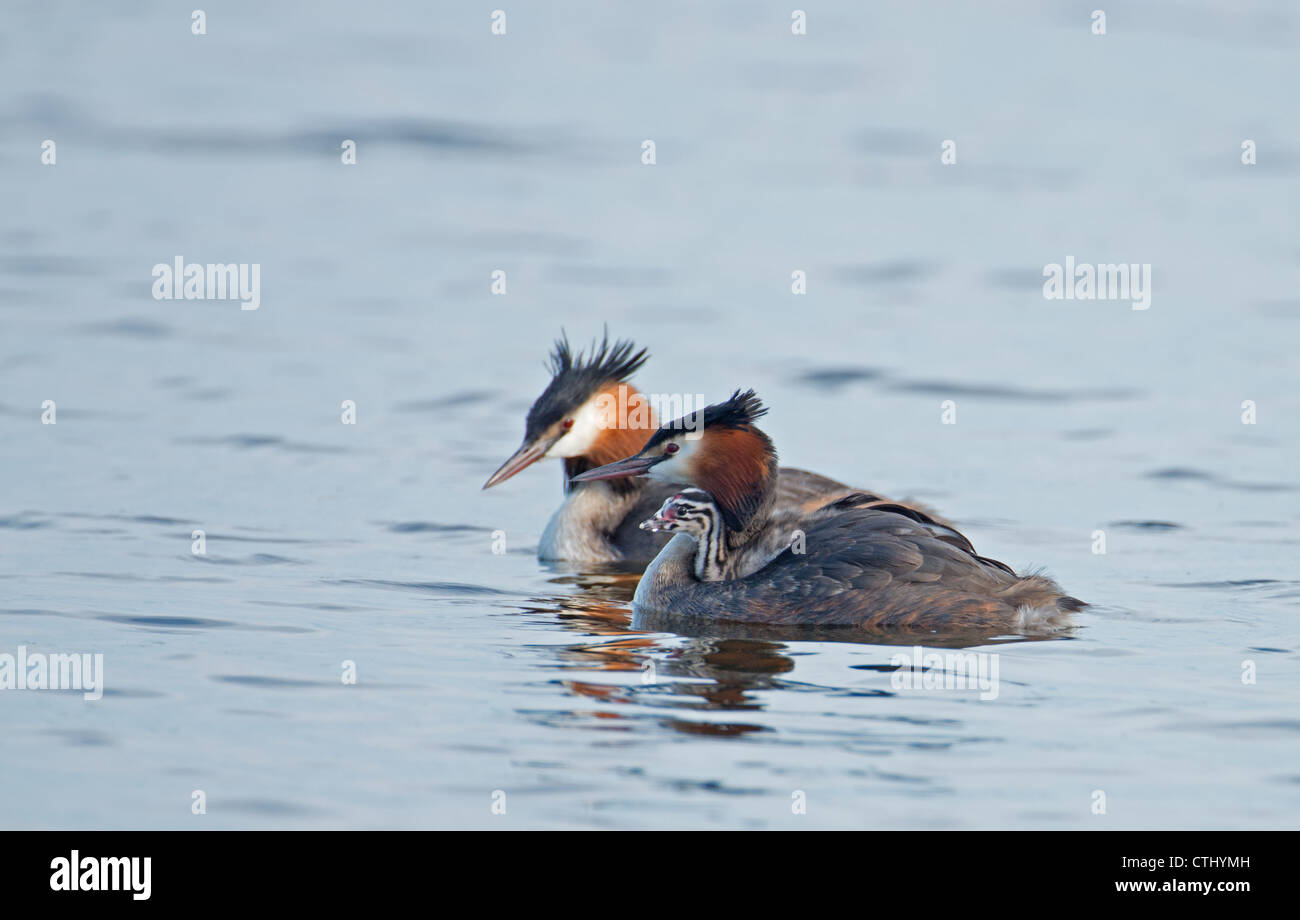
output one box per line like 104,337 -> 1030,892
999,573 -> 1088,618
1013,604 -> 1075,631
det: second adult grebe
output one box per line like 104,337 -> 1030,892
573,390 -> 1084,631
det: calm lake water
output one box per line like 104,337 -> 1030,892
2,1 -> 1298,829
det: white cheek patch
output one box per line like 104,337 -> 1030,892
646,436 -> 701,482
543,394 -> 608,459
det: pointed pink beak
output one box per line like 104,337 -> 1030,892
483,438 -> 553,489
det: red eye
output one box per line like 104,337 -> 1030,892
664,442 -> 679,455
563,419 -> 574,430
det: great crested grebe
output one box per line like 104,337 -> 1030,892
572,390 -> 1085,631
483,334 -> 902,566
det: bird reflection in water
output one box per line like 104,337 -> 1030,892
522,566 -> 1069,739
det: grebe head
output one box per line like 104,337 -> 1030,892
483,331 -> 656,488
572,389 -> 777,531
639,488 -> 720,535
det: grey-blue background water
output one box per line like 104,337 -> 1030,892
1,1 -> 1297,829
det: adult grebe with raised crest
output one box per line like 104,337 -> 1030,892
573,390 -> 1084,630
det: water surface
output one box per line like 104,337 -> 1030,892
1,1 -> 1298,829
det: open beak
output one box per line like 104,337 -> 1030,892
482,437 -> 556,489
569,454 -> 662,483
639,502 -> 678,532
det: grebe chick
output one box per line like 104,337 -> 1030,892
576,390 -> 1085,632
640,488 -> 804,581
